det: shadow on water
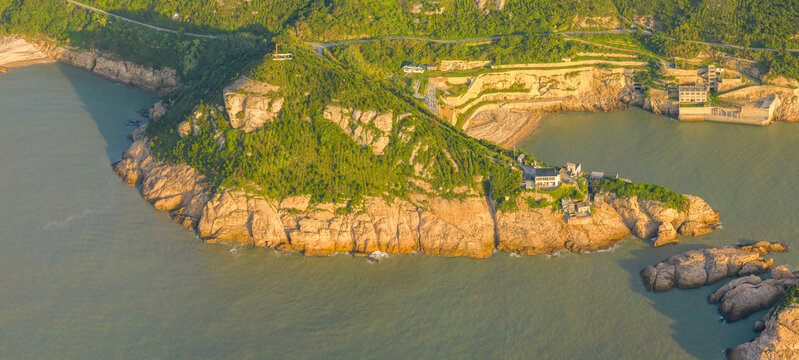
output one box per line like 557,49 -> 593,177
617,240 -> 767,359
53,63 -> 158,161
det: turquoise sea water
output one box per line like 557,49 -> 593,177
1,64 -> 797,359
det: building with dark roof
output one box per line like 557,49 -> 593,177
534,167 -> 561,189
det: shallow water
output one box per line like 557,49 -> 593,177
1,64 -> 796,359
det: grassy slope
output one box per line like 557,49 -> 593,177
148,42 -> 524,208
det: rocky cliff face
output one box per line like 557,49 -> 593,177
496,196 -> 632,255
611,194 -> 719,247
3,36 -> 182,94
0,36 -> 49,67
114,136 -> 720,258
43,44 -> 181,94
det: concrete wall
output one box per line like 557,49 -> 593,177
677,106 -> 712,121
678,105 -> 773,125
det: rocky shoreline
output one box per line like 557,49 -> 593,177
114,131 -> 720,258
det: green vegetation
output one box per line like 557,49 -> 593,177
770,284 -> 799,318
329,36 -> 599,75
150,40 -> 523,208
522,184 -> 586,211
591,178 -> 689,211
3,0 -> 795,213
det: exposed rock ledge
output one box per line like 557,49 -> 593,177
640,242 -> 788,292
114,136 -> 720,258
2,36 -> 180,94
709,266 -> 798,322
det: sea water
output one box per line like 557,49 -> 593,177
1,64 -> 796,359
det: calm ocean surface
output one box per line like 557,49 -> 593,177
1,63 -> 798,359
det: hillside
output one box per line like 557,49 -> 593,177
146,41 -> 524,209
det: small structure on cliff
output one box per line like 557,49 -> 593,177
271,44 -> 294,61
564,162 -> 581,177
706,64 -> 720,92
575,201 -> 591,216
589,171 -> 618,180
401,62 -> 426,74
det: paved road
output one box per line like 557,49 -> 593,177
65,0 -> 216,39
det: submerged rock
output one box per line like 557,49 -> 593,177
639,244 -> 787,292
738,241 -> 791,255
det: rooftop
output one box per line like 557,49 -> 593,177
535,168 -> 558,177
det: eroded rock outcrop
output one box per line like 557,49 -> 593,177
113,138 -> 209,229
222,76 -> 284,132
639,244 -> 787,292
323,105 -> 394,155
611,194 -> 719,247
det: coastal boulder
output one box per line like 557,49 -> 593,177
709,265 -> 799,322
709,276 -> 789,322
148,101 -> 167,122
639,245 -> 785,292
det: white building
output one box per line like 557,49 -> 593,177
401,62 -> 425,74
534,168 -> 561,189
679,83 -> 707,103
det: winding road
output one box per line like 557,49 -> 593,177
64,0 -> 216,39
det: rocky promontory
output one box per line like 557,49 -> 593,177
114,134 -> 721,258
